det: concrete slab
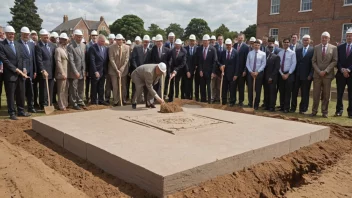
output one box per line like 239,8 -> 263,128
32,105 -> 330,197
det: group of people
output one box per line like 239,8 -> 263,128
0,25 -> 351,120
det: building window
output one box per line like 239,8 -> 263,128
269,28 -> 279,41
344,0 -> 352,5
271,0 -> 280,14
301,0 -> 312,11
102,26 -> 106,31
300,27 -> 310,39
342,23 -> 352,42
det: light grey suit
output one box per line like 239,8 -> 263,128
55,46 -> 69,110
67,40 -> 86,106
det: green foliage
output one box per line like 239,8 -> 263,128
213,24 -> 229,37
109,14 -> 145,40
147,23 -> 166,38
165,23 -> 184,39
242,24 -> 256,39
184,18 -> 211,41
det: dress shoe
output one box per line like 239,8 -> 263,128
132,103 -> 137,109
247,104 -> 253,108
149,103 -> 156,108
334,111 -> 343,117
269,108 -> 275,112
322,113 -> 328,118
289,109 -> 296,113
18,112 -> 31,117
113,103 -> 119,107
254,106 -> 259,110
9,115 -> 18,120
229,103 -> 234,107
261,104 -> 266,108
73,105 -> 81,110
310,113 -> 317,117
283,110 -> 289,113
28,108 -> 37,113
239,102 -> 244,107
264,107 -> 269,110
279,108 -> 284,112
100,101 -> 110,106
299,111 -> 306,115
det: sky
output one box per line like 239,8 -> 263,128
0,0 -> 257,32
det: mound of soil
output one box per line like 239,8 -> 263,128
160,103 -> 183,113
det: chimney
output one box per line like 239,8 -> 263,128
63,15 -> 68,23
100,16 -> 104,22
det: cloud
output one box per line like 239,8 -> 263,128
0,0 -> 257,32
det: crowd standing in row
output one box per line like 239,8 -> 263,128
0,25 -> 351,120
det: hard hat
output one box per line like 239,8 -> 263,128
20,27 -> 30,34
321,31 -> 330,38
302,34 -> 311,39
249,37 -> 256,42
108,34 -> 115,39
155,34 -> 163,41
158,62 -> 167,73
168,32 -> 175,37
274,41 -> 279,45
210,35 -> 216,40
50,32 -> 59,38
74,29 -> 83,36
347,28 -> 352,34
225,38 -> 232,45
126,40 -> 132,45
152,36 -> 156,41
202,34 -> 210,40
59,33 -> 69,39
30,30 -> 37,35
4,26 -> 15,33
39,29 -> 49,35
258,39 -> 263,44
143,35 -> 150,41
105,39 -> 109,45
82,38 -> 86,43
135,36 -> 141,41
189,34 -> 196,40
115,34 -> 123,40
175,39 -> 182,45
91,30 -> 98,36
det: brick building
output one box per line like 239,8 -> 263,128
257,0 -> 352,45
52,15 -> 110,41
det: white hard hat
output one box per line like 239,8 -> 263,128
203,34 -> 210,40
175,39 -> 182,45
258,39 -> 262,44
30,30 -> 37,35
91,30 -> 98,35
105,39 -> 109,45
59,33 -> 69,39
189,34 -> 196,40
143,35 -> 150,41
74,29 -> 83,36
158,62 -> 167,73
225,38 -> 232,45
50,32 -> 59,38
249,37 -> 256,42
39,29 -> 49,35
346,28 -> 352,34
126,40 -> 132,45
108,34 -> 115,39
155,34 -> 163,41
135,36 -> 141,41
115,34 -> 123,40
4,26 -> 15,33
152,36 -> 156,41
321,31 -> 330,38
168,32 -> 175,37
210,35 -> 216,40
20,27 -> 30,34
302,34 -> 311,39
274,41 -> 279,45
82,38 -> 86,43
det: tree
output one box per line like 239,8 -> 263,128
165,23 -> 184,39
147,23 -> 166,38
242,24 -> 256,39
224,31 -> 239,40
8,0 -> 43,33
213,24 -> 229,38
109,15 -> 145,40
99,30 -> 108,37
184,18 -> 211,41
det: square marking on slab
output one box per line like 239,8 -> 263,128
32,105 -> 330,197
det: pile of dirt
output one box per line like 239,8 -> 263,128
160,102 -> 183,113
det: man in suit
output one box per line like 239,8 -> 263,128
167,39 -> 187,102
218,38 -> 239,106
260,36 -> 268,52
291,34 -> 314,114
213,35 -> 225,103
85,30 -> 98,104
109,34 -> 130,106
67,29 -> 86,110
263,42 -> 280,111
35,29 -> 57,110
335,28 -> 352,118
18,27 -> 37,113
131,63 -> 166,109
246,40 -> 266,109
89,34 -> 109,106
233,33 -> 249,106
55,33 -> 70,110
310,32 -> 338,118
183,34 -> 198,100
0,26 -> 30,120
199,34 -> 218,103
290,33 -> 303,51
164,32 -> 175,49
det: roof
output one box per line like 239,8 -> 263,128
52,17 -> 104,32
84,20 -> 101,30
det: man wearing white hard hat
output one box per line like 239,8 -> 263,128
198,34 -> 218,103
149,36 -> 156,49
108,34 -> 115,45
210,35 -> 216,46
335,28 -> 352,118
85,30 -> 99,104
30,30 -> 38,44
67,29 -> 86,110
131,63 -> 166,109
183,34 -> 198,100
55,33 -> 70,110
166,38 -> 187,102
0,26 -> 31,120
18,27 -> 37,113
310,31 -> 337,118
50,32 -> 59,45
126,40 -> 132,45
35,28 -> 57,110
165,32 -> 175,49
134,36 -> 142,46
0,28 -> 5,41
249,37 -> 256,51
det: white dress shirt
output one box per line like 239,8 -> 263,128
246,50 -> 266,73
278,48 -> 296,75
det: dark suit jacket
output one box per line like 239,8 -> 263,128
18,39 -> 36,78
184,45 -> 198,74
35,40 -> 56,79
337,43 -> 352,73
164,42 -> 175,49
0,40 -> 24,82
198,45 -> 218,78
89,43 -> 109,77
218,48 -> 239,81
233,43 -> 249,75
214,44 -> 226,75
295,46 -> 314,80
166,47 -> 187,74
264,52 -> 280,81
85,41 -> 95,75
149,45 -> 170,64
131,45 -> 151,73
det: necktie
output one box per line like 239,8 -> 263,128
253,51 -> 257,72
158,47 -> 161,58
144,48 -> 146,55
119,46 -> 122,63
227,50 -> 230,60
203,48 -> 207,60
281,50 -> 286,72
322,45 -> 326,58
220,46 -> 222,52
190,47 -> 193,55
176,50 -> 179,57
290,45 -> 294,51
45,43 -> 50,53
303,47 -> 307,57
237,43 -> 241,51
10,41 -> 16,54
24,42 -> 30,55
100,46 -> 104,57
347,44 -> 351,57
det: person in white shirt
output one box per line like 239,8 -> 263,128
246,40 -> 266,109
278,38 -> 297,113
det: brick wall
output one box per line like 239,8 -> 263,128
74,19 -> 89,41
97,22 -> 110,35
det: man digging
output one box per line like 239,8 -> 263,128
131,63 -> 166,109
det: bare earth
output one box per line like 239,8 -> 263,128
0,102 -> 351,198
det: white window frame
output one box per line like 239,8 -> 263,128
344,0 -> 352,6
269,28 -> 279,41
342,23 -> 352,42
299,27 -> 310,39
300,0 -> 312,12
270,0 -> 280,15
